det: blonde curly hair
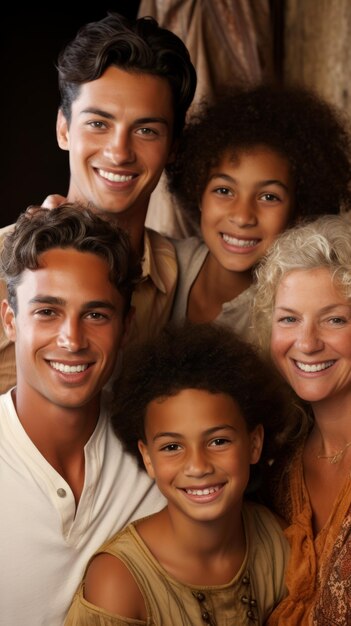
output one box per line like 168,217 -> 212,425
252,213 -> 351,357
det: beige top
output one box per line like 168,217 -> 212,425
65,501 -> 289,626
0,226 -> 177,394
171,237 -> 256,342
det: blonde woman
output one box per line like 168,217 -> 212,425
252,213 -> 351,625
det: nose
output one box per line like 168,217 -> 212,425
184,447 -> 214,477
56,318 -> 87,352
104,127 -> 135,165
295,323 -> 323,353
228,196 -> 257,227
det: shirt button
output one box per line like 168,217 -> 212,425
57,488 -> 67,498
201,612 -> 211,622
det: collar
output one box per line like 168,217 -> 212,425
141,228 -> 168,294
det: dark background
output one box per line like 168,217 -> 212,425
1,4 -> 140,227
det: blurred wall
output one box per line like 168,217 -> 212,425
284,0 -> 351,114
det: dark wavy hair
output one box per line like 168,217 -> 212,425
167,83 -> 351,227
111,321 -> 304,473
57,12 -> 196,140
1,203 -> 141,314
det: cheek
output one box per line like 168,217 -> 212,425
200,204 -> 219,235
262,212 -> 291,242
94,328 -> 123,358
70,129 -> 98,157
147,149 -> 170,176
270,330 -> 288,362
153,460 -> 178,483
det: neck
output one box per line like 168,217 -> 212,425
13,385 -> 101,505
13,385 -> 100,466
189,251 -> 252,322
164,504 -> 244,557
66,188 -> 147,256
97,211 -> 146,256
201,252 -> 252,300
310,393 -> 351,453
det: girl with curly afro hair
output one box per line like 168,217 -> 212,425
167,84 -> 351,340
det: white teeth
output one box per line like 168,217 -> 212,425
185,486 -> 220,496
222,233 -> 259,247
50,362 -> 89,374
295,360 -> 334,373
98,169 -> 133,182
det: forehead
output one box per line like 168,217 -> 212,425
72,65 -> 175,120
17,247 -> 124,306
218,146 -> 291,175
146,389 -> 247,432
276,268 -> 345,302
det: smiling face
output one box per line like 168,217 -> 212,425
1,248 -> 128,417
200,147 -> 293,275
271,267 -> 351,405
57,66 -> 175,224
138,388 -> 263,523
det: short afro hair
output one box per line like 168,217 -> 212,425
167,83 -> 351,228
111,321 -> 303,469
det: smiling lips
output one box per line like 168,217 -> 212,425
98,168 -> 135,183
182,484 -> 225,501
50,361 -> 90,374
221,233 -> 260,248
294,359 -> 335,373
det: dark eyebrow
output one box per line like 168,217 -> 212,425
28,296 -> 117,311
259,179 -> 290,191
29,296 -> 66,306
209,172 -> 290,192
82,300 -> 117,311
81,108 -> 115,120
153,424 -> 236,442
81,108 -> 169,127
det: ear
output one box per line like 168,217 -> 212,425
56,108 -> 70,151
1,300 -> 17,342
121,306 -> 135,349
249,424 -> 264,465
138,440 -> 156,480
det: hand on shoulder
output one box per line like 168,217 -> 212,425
41,194 -> 67,209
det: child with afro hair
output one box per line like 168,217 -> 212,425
65,321 -> 297,625
166,84 -> 351,339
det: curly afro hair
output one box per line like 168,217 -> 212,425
167,83 -> 351,227
111,321 -> 305,470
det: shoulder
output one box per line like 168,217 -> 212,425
243,502 -> 290,618
84,550 -> 145,620
243,501 -> 289,551
172,236 -> 207,265
171,235 -> 205,253
144,227 -> 176,255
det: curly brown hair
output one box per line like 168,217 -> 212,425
1,203 -> 141,314
167,84 -> 351,227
